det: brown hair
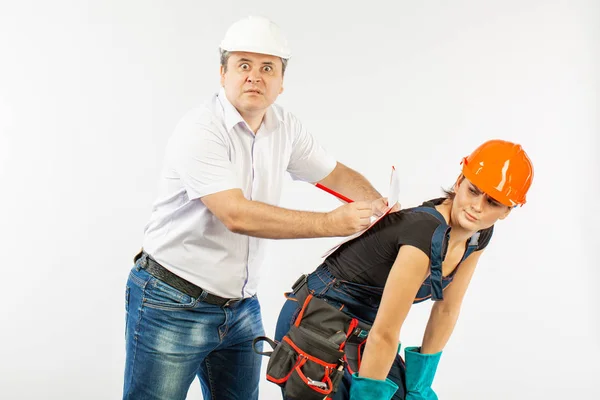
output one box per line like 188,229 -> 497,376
442,175 -> 465,200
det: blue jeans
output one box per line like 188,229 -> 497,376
275,264 -> 407,400
123,261 -> 265,400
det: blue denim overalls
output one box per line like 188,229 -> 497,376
274,207 -> 481,400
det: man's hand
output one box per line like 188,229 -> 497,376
389,199 -> 401,213
371,197 -> 401,217
326,201 -> 374,236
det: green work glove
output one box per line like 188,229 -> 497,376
404,346 -> 442,400
349,373 -> 398,400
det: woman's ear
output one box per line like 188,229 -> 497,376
498,207 -> 512,220
453,175 -> 465,192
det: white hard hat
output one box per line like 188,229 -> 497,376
220,16 -> 291,59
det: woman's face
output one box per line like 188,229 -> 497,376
451,177 -> 512,231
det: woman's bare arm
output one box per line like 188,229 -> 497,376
357,245 -> 430,380
420,250 -> 484,354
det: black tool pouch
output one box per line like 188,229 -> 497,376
253,275 -> 363,399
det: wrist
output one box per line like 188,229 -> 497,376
318,212 -> 333,237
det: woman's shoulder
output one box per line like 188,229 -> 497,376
384,198 -> 447,225
475,225 -> 494,250
372,199 -> 446,238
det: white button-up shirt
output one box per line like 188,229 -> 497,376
142,88 -> 337,298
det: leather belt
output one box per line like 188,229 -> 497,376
134,250 -> 242,307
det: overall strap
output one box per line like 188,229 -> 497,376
409,207 -> 482,301
461,231 -> 481,262
409,207 -> 450,301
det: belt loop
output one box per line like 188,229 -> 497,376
134,251 -> 145,271
292,274 -> 308,294
139,253 -> 149,269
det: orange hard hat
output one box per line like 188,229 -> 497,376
461,140 -> 534,207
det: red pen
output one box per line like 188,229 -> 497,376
315,183 -> 354,203
317,166 -> 395,205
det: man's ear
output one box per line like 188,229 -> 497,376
220,65 -> 225,86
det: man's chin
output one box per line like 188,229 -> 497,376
238,99 -> 270,111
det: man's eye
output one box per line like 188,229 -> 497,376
469,188 -> 478,194
263,65 -> 273,72
240,63 -> 250,70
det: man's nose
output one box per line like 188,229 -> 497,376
246,70 -> 261,83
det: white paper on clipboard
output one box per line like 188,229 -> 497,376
321,167 -> 400,258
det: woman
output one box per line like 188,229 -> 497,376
264,139 -> 534,400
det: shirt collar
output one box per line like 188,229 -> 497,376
217,87 -> 281,134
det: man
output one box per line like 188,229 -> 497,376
123,15 -> 391,400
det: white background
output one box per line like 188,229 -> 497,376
1,1 -> 598,399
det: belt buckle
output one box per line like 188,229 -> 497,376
354,328 -> 368,339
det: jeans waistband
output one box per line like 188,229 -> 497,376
308,264 -> 383,324
134,250 -> 242,307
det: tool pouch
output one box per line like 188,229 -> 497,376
253,275 -> 365,399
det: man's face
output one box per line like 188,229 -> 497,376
220,52 -> 284,116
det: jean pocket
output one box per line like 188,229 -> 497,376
331,281 -> 383,309
142,278 -> 198,311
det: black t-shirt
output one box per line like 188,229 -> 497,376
323,198 -> 494,287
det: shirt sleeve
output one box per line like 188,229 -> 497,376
476,225 -> 494,251
286,115 -> 337,183
171,122 -> 240,200
393,215 -> 441,259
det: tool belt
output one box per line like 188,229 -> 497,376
253,275 -> 371,399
